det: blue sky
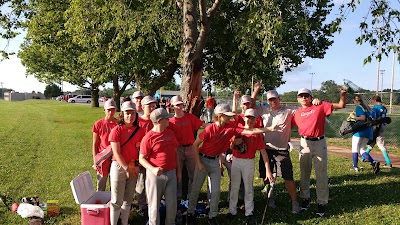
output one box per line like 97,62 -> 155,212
276,0 -> 399,94
0,1 -> 398,94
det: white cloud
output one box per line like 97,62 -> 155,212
290,59 -> 313,73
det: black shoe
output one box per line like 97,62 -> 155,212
316,204 -> 326,217
226,213 -> 235,221
208,217 -> 219,225
186,213 -> 195,225
372,161 -> 380,174
245,215 -> 255,225
300,198 -> 310,210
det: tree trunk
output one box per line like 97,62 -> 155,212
181,0 -> 202,116
180,0 -> 222,116
112,75 -> 121,112
181,59 -> 203,117
90,84 -> 99,108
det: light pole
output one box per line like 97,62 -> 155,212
309,72 -> 315,90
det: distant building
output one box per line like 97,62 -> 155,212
4,91 -> 45,101
154,90 -> 180,99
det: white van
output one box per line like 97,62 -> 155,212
68,95 -> 92,103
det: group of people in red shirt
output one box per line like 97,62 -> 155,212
91,85 -> 348,225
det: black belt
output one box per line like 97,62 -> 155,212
179,144 -> 192,148
301,136 -> 325,141
199,153 -> 219,159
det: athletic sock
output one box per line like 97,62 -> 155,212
381,150 -> 391,165
361,147 -> 372,160
361,152 -> 374,163
352,153 -> 359,168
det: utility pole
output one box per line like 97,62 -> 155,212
381,70 -> 384,93
0,82 -> 3,99
376,31 -> 381,95
389,50 -> 395,114
309,72 -> 315,90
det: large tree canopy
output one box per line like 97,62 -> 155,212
178,0 -> 341,114
17,0 -> 182,108
203,0 -> 340,93
2,0 -> 398,111
18,0 -> 106,107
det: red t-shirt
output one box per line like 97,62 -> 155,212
92,118 -> 117,153
139,116 -> 177,134
198,122 -> 244,156
109,125 -> 145,163
205,97 -> 216,109
293,101 -> 333,137
169,113 -> 204,145
138,117 -> 154,133
236,114 -> 263,128
140,129 -> 179,171
232,133 -> 265,159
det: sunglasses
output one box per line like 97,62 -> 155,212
298,94 -> 310,98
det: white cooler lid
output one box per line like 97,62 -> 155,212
70,171 -> 95,204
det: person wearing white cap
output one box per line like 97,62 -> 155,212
293,87 -> 347,217
168,95 -> 207,201
186,104 -> 276,225
136,95 -> 178,218
251,84 -> 325,213
232,91 -> 262,127
138,96 -> 158,132
223,90 -> 259,207
135,95 -> 158,218
230,89 -> 264,204
109,101 -> 146,225
259,90 -> 302,213
227,108 -> 273,225
92,99 -> 118,191
139,108 -> 179,225
131,91 -> 145,116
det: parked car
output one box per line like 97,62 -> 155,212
63,94 -> 77,101
68,95 -> 92,103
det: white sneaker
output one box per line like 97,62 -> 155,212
350,167 -> 359,173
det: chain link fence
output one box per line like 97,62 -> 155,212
214,93 -> 399,149
348,92 -> 400,114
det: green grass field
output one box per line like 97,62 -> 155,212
0,100 -> 399,225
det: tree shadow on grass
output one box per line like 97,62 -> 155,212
327,168 -> 400,215
246,168 -> 400,225
211,168 -> 400,225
